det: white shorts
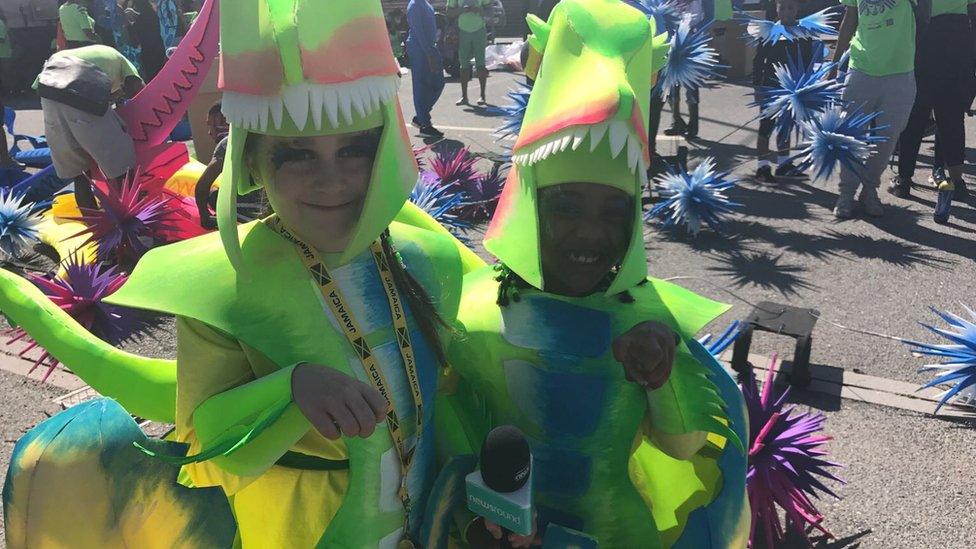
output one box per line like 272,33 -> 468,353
41,97 -> 136,180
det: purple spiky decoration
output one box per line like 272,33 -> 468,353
456,163 -> 507,223
425,146 -> 481,190
903,306 -> 976,412
69,175 -> 181,266
744,355 -> 844,548
5,254 -> 160,382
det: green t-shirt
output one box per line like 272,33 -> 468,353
60,3 -> 95,43
931,0 -> 975,16
448,0 -> 490,33
841,0 -> 916,76
33,45 -> 142,94
0,20 -> 12,59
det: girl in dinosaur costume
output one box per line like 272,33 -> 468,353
441,1 -> 750,547
2,0 -> 483,547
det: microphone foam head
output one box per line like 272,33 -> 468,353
480,425 -> 531,493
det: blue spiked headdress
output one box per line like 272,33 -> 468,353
740,8 -> 839,47
647,157 -> 741,235
656,19 -> 724,100
903,306 -> 976,413
788,103 -> 888,182
623,0 -> 682,36
751,45 -> 843,138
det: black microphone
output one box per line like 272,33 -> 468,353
466,426 -> 535,537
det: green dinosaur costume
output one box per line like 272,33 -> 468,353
441,1 -> 750,546
3,1 -> 475,547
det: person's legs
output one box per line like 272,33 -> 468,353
647,96 -> 666,182
892,80 -> 933,195
686,86 -> 700,137
409,47 -> 433,127
856,71 -> 917,215
471,27 -> 488,105
666,88 -> 686,134
457,30 -> 473,105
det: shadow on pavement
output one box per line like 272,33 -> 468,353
706,249 -> 816,297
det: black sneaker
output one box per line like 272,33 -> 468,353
419,125 -> 444,138
775,162 -> 802,178
685,123 -> 699,138
411,116 -> 420,127
952,179 -> 969,202
755,165 -> 777,183
664,119 -> 687,136
887,176 -> 912,198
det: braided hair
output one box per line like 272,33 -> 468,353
493,263 -> 641,306
379,230 -> 452,368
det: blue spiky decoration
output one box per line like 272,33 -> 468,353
410,176 -> 471,238
789,103 -> 888,182
494,83 -> 533,141
657,19 -> 724,100
647,157 -> 741,235
740,8 -> 839,47
751,46 -> 843,137
903,306 -> 976,412
0,189 -> 43,258
699,320 -> 743,358
624,0 -> 682,35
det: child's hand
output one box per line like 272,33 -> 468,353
612,321 -> 679,390
292,363 -> 389,440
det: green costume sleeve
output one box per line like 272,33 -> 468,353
0,268 -> 176,423
645,342 -> 744,455
395,202 -> 485,275
139,317 -> 311,480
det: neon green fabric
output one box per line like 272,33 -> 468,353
448,0 -> 490,32
445,266 -> 746,547
714,0 -> 734,21
59,3 -> 94,43
840,0 -> 916,76
931,0 -> 975,16
0,20 -> 11,59
0,268 -> 175,423
458,27 -> 488,68
107,220 -> 463,547
484,0 -> 668,297
32,45 -> 142,93
216,0 -> 415,271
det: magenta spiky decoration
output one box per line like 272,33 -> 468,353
5,254 -> 160,381
456,163 -> 506,223
744,355 -> 844,548
425,147 -> 481,190
69,175 -> 182,265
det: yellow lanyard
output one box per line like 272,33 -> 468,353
268,217 -> 423,519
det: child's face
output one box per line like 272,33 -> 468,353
538,183 -> 633,297
247,130 -> 382,253
208,111 -> 229,140
777,0 -> 800,25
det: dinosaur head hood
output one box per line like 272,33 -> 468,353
217,0 -> 416,270
485,0 -> 669,296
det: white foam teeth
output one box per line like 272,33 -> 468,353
511,121 -> 648,176
222,76 -> 399,132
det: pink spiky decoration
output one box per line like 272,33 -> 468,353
69,173 -> 183,266
744,354 -> 844,548
5,254 -> 160,382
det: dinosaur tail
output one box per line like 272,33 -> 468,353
0,268 -> 176,423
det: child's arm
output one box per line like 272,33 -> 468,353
194,158 -> 221,230
172,317 -> 316,492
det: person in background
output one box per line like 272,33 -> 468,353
157,0 -> 181,50
33,44 -> 144,210
60,0 -> 100,49
753,0 -> 815,183
407,0 -> 446,137
194,102 -> 229,230
831,0 -> 921,219
125,0 -> 167,81
890,0 -> 974,202
665,0 -> 704,138
448,0 -> 491,106
0,14 -> 19,170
